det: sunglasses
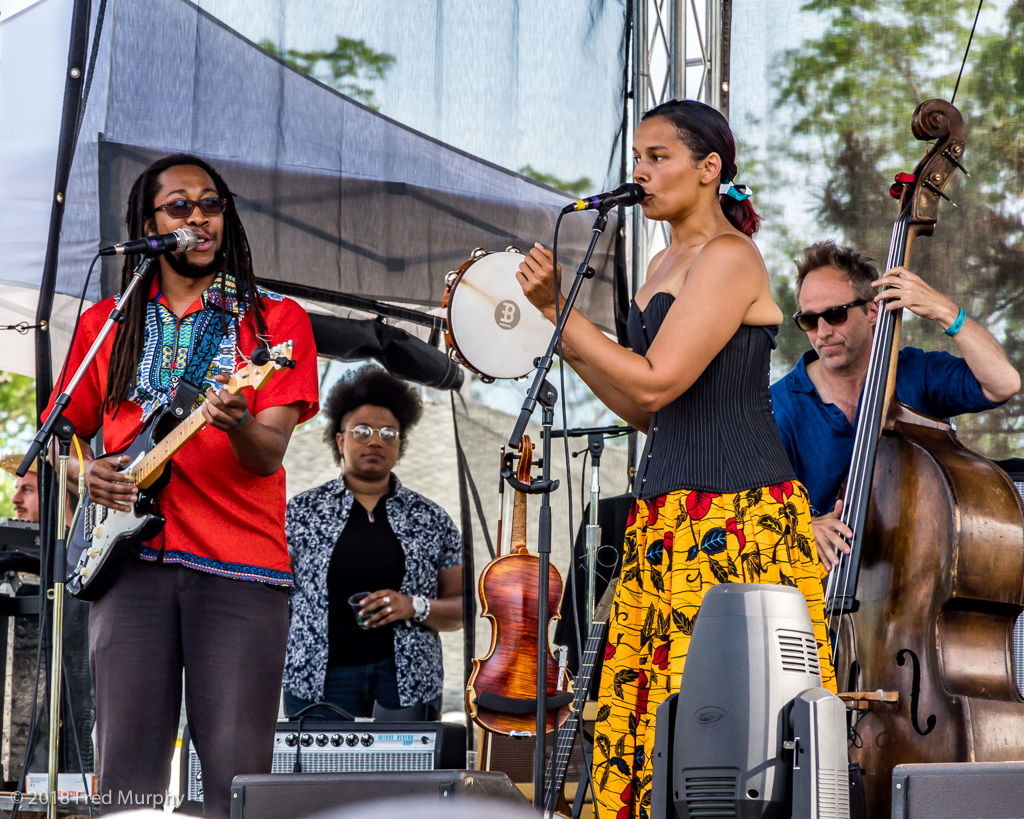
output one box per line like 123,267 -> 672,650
154,197 -> 227,219
345,425 -> 400,446
791,299 -> 868,332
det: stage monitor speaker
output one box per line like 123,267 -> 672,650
179,721 -> 465,813
229,770 -> 529,819
891,761 -> 1024,819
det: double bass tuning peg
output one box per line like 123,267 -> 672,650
923,179 -> 957,207
942,148 -> 970,177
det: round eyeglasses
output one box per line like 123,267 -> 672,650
345,425 -> 400,446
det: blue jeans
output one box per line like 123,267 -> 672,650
283,656 -> 404,719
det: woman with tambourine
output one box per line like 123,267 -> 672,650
516,99 -> 835,819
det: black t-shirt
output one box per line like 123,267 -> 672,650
326,488 -> 406,666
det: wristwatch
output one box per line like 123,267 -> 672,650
411,595 -> 430,623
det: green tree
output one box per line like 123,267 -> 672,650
517,165 -> 594,197
757,0 -> 1024,455
0,372 -> 36,518
260,37 -> 396,109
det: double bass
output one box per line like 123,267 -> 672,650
827,99 -> 1024,819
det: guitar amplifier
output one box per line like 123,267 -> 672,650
179,720 -> 466,810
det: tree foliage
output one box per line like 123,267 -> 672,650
0,372 -> 36,518
517,164 -> 594,197
260,36 -> 396,109
761,0 -> 1024,455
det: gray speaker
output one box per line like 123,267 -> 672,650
891,761 -> 1024,819
229,770 -> 529,819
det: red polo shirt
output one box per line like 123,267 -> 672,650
45,279 -> 319,585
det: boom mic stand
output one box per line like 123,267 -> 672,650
17,255 -> 156,818
506,209 -> 611,809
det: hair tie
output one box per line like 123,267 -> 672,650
719,180 -> 752,202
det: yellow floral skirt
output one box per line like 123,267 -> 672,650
591,481 -> 835,819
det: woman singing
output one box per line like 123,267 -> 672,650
516,99 -> 835,819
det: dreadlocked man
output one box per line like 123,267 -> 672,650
44,154 -> 319,818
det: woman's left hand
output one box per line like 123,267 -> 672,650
361,589 -> 414,627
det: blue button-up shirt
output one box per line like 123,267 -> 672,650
771,347 -> 999,515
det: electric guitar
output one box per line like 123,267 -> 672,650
543,577 -> 619,817
66,342 -> 295,601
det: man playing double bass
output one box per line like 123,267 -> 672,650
771,240 -> 1020,570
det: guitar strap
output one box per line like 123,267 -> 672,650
165,311 -> 230,421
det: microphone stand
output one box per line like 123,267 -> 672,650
506,209 -> 610,809
16,255 -> 155,817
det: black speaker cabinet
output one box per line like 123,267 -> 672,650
891,761 -> 1024,819
229,770 -> 529,819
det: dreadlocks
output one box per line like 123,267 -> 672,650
103,153 -> 268,416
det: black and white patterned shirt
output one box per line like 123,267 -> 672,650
283,475 -> 462,707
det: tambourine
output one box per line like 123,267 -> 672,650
442,248 -> 551,382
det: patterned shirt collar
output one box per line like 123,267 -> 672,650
146,271 -> 245,319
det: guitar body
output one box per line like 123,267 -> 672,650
66,408 -> 177,601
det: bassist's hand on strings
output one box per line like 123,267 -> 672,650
812,499 -> 852,571
86,454 -> 137,512
202,373 -> 249,432
873,266 -> 959,326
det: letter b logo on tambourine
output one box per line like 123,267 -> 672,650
494,300 -> 521,330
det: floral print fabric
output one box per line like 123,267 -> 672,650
592,481 -> 835,819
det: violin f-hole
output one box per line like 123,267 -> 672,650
896,648 -> 937,736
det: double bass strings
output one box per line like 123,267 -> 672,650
825,211 -> 911,632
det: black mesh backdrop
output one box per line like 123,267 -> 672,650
51,0 -> 629,374
730,0 -> 1024,459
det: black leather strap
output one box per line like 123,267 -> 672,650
474,690 -> 573,715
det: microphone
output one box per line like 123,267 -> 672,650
561,182 -> 646,214
99,228 -> 198,257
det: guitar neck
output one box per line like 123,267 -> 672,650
544,621 -> 607,806
130,407 -> 208,486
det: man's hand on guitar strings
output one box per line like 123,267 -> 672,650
86,454 -> 137,512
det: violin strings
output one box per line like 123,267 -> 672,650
951,0 -> 985,105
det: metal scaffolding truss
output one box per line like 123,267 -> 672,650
631,0 -> 729,289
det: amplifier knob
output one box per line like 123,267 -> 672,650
330,734 -> 344,747
300,733 -> 313,747
284,733 -> 298,747
360,733 -> 374,747
421,736 -> 429,745
346,733 -> 358,747
315,733 -> 328,747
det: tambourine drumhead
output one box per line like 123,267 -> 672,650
446,251 -> 551,380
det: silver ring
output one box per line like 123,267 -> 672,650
383,595 -> 391,605
386,605 -> 393,614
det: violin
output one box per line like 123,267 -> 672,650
466,436 -> 572,735
827,99 -> 1024,819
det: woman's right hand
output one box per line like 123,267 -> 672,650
517,243 -> 564,320
86,454 -> 138,512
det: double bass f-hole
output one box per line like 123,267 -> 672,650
896,648 -> 937,737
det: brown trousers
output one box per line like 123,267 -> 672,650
89,558 -> 289,818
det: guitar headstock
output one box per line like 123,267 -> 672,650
227,341 -> 295,394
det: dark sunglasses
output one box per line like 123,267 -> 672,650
154,197 -> 227,219
791,299 -> 868,332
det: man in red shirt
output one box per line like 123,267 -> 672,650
47,154 -> 318,817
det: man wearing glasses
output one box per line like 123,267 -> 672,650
44,154 -> 319,817
770,240 -> 1019,570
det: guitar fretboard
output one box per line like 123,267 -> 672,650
128,408 -> 210,487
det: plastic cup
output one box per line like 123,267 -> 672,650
348,591 -> 372,629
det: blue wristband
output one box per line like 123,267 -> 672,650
230,409 -> 249,430
943,307 -> 966,337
